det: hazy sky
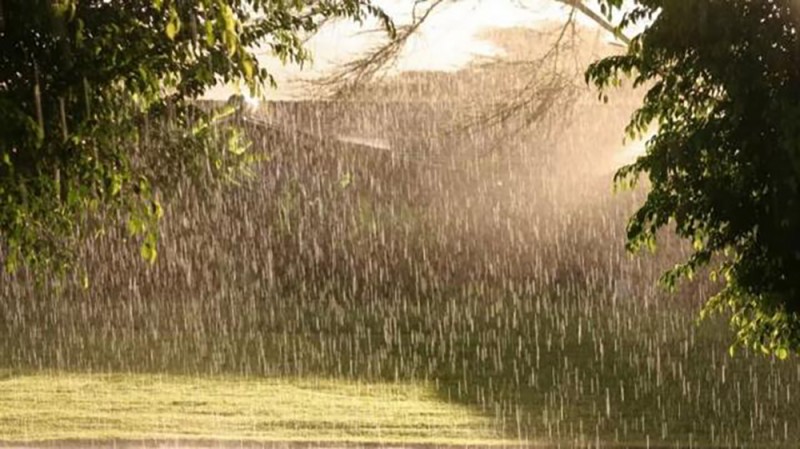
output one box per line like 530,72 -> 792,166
316,0 -> 573,72
206,0 -> 614,100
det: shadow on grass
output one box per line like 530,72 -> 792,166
2,273 -> 797,448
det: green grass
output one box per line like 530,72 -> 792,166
0,373 -> 511,445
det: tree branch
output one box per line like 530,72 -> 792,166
556,0 -> 630,45
312,0 -> 448,97
314,0 -> 629,98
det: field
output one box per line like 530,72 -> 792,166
0,373 -> 506,445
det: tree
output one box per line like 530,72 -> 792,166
320,0 -> 800,357
0,0 -> 391,274
587,0 -> 800,357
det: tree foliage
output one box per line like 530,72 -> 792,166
0,0 -> 390,273
588,0 -> 800,357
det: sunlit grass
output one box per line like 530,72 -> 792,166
0,373 -> 509,445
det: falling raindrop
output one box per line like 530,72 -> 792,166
0,21 -> 798,449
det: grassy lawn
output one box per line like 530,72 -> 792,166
0,373 -> 511,445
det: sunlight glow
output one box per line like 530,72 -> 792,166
243,93 -> 261,110
614,129 -> 657,168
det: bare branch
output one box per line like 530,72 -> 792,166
312,0 -> 629,100
310,0 -> 629,158
312,0 -> 449,98
453,13 -> 583,156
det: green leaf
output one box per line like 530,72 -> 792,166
166,22 -> 179,40
151,200 -> 164,220
225,32 -> 238,56
225,129 -> 246,156
242,57 -> 254,81
140,242 -> 157,264
220,5 -> 238,56
110,174 -> 123,197
205,19 -> 216,46
166,9 -> 180,40
140,232 -> 158,264
339,172 -> 353,189
127,216 -> 145,236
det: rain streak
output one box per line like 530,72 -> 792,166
1,26 -> 798,449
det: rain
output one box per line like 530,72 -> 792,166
1,3 -> 799,449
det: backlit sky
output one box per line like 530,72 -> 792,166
207,0 -> 624,100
